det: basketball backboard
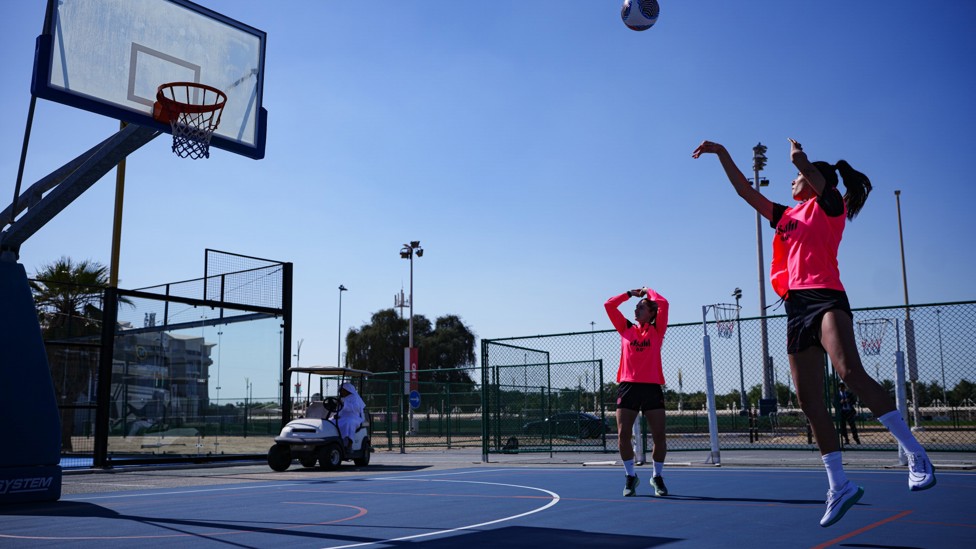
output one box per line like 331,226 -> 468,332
31,0 -> 267,159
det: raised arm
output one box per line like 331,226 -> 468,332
644,287 -> 669,335
692,140 -> 775,221
604,291 -> 632,335
788,138 -> 827,196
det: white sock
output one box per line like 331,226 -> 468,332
652,461 -> 664,477
623,459 -> 635,477
822,451 -> 848,492
878,410 -> 925,455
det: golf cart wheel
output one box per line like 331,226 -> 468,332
299,454 -> 318,468
318,442 -> 343,470
267,443 -> 292,472
353,439 -> 371,466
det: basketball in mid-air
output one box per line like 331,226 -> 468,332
621,0 -> 660,32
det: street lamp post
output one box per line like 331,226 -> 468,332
215,329 -> 222,407
293,338 -> 303,407
399,241 -> 423,453
733,288 -> 746,413
337,285 -> 347,368
752,143 -> 774,400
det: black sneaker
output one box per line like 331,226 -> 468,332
623,475 -> 639,497
651,475 -> 668,496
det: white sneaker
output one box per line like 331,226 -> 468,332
907,452 -> 937,491
820,481 -> 863,528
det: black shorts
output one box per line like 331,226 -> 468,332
616,382 -> 665,412
785,289 -> 853,354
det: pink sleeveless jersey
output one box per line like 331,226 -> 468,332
604,288 -> 669,384
770,191 -> 847,298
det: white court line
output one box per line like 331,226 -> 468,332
66,482 -> 304,501
322,478 -> 561,549
67,482 -> 159,488
368,468 -> 510,481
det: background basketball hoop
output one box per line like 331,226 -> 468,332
153,82 -> 227,159
856,318 -> 889,356
713,303 -> 740,339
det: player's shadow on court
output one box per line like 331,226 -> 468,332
390,525 -> 681,548
655,494 -> 831,505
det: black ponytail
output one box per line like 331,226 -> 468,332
813,160 -> 872,220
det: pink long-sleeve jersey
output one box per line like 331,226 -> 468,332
604,288 -> 669,385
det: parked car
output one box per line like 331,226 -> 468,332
522,412 -> 609,439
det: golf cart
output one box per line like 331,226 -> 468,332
267,366 -> 373,471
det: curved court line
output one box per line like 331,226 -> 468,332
323,478 -> 561,549
0,503 -> 366,541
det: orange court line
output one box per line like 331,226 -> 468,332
809,510 -> 913,549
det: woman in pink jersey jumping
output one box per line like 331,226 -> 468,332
692,138 -> 935,527
605,286 -> 669,497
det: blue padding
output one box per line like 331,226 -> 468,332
0,465 -> 62,504
0,262 -> 62,468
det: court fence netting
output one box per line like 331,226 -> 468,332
481,301 -> 976,456
34,249 -> 293,468
35,281 -> 976,467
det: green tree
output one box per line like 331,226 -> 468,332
951,379 -> 976,405
345,309 -> 410,375
420,315 -> 476,384
345,309 -> 476,386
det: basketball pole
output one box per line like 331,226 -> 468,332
701,305 -> 721,466
109,121 -> 127,288
892,319 -> 909,465
894,190 -> 923,431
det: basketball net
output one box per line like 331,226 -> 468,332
712,303 -> 739,339
153,82 -> 226,159
856,318 -> 888,356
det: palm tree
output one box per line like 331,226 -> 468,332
30,257 -> 111,339
31,257 -> 114,452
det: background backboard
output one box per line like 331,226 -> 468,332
31,0 -> 267,159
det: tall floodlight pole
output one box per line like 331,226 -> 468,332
337,285 -> 347,367
399,241 -> 423,453
895,190 -> 922,429
752,143 -> 773,400
733,288 -> 746,412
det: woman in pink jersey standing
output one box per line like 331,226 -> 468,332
692,138 -> 935,527
605,286 -> 669,497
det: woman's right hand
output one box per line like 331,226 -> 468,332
692,140 -> 724,159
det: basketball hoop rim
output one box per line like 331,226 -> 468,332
154,82 -> 227,119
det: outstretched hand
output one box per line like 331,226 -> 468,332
630,288 -> 646,298
788,137 -> 804,156
692,140 -> 724,159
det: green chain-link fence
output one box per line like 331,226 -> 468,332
363,369 -> 482,450
482,301 -> 976,455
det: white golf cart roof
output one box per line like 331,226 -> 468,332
288,366 -> 372,378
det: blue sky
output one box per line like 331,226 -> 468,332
3,1 -> 975,399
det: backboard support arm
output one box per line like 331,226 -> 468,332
0,123 -> 159,261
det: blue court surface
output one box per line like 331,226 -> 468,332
1,464 -> 973,548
